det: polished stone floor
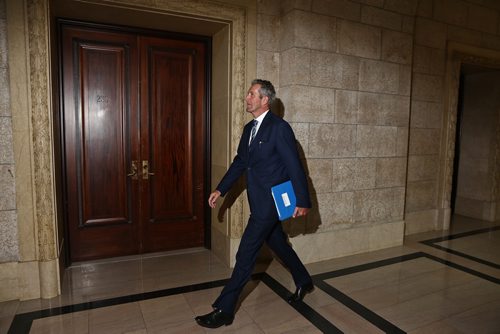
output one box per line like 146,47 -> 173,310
1,215 -> 499,333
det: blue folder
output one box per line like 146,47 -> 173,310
271,180 -> 296,221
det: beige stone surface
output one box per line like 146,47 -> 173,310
310,51 -> 359,89
415,17 -> 446,49
256,50 -> 279,86
257,13 -> 279,52
382,30 -> 413,64
361,5 -> 402,31
0,262 -> 18,301
280,0 -> 312,13
433,0 -> 467,27
356,125 -> 398,157
338,19 -> 381,59
285,10 -> 337,52
410,100 -> 442,128
280,47 -> 311,85
412,73 -> 443,102
0,210 -> 18,261
289,122 -> 309,158
467,4 -> 498,34
396,127 -> 409,157
280,85 -> 335,123
384,0 -> 418,16
359,59 -> 401,94
353,187 -> 405,222
311,0 -> 361,21
309,123 -> 356,158
358,92 -> 410,126
407,155 -> 438,182
404,209 -> 438,234
335,89 -> 358,124
408,128 -> 440,155
447,26 -> 483,48
307,158 -> 333,193
375,157 -> 406,188
405,180 -> 437,212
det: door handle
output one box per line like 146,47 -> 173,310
127,160 -> 138,180
142,160 -> 155,179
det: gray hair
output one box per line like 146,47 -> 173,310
251,79 -> 276,106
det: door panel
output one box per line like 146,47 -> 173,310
61,26 -> 140,261
60,23 -> 207,262
140,37 -> 205,252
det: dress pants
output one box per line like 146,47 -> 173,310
212,216 -> 311,314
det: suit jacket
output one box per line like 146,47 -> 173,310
217,111 -> 311,221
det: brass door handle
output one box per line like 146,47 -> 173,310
142,160 -> 154,179
127,160 -> 138,180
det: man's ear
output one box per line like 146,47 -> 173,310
262,95 -> 269,106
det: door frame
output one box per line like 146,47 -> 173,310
56,18 -> 213,265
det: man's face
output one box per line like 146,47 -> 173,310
245,84 -> 268,116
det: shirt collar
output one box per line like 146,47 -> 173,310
254,110 -> 269,124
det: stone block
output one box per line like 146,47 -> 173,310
0,210 -> 18,262
416,0 -> 433,18
467,4 -> 498,34
0,165 -> 15,211
402,16 -> 415,34
412,73 -> 443,102
415,17 -> 446,49
354,187 -> 405,222
338,20 -> 381,59
0,262 -> 18,301
359,59 -> 400,94
381,30 -> 413,65
256,51 -> 279,88
257,14 -> 279,52
356,125 -> 398,157
309,123 -> 356,158
447,26 -> 482,48
0,117 -> 13,163
289,122 -> 309,158
332,158 -> 355,191
0,19 -> 7,68
375,157 -> 406,187
405,180 -> 437,212
257,0 -> 281,15
384,0 -> 418,16
361,6 -> 402,31
408,155 -> 438,182
310,51 -> 359,90
413,45 -> 446,75
280,85 -> 335,123
312,0 -> 361,21
410,100 -> 442,128
0,67 -> 10,116
310,191 -> 354,230
358,92 -> 410,127
433,0 -> 467,26
409,128 -> 440,155
307,158 -> 333,193
399,65 -> 412,96
281,0 -> 312,14
280,48 -> 310,85
396,127 -> 409,157
335,90 -> 358,124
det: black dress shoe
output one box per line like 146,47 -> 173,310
195,309 -> 234,328
288,282 -> 314,303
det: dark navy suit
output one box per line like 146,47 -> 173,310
212,111 -> 312,314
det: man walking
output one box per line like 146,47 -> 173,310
195,79 -> 313,328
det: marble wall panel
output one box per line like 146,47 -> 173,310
338,19 -> 381,59
407,155 -> 438,182
433,0 -> 468,26
280,47 -> 311,85
412,73 -> 443,102
356,125 -> 398,157
359,59 -> 400,94
410,100 -> 442,128
335,89 -> 358,124
408,128 -> 440,155
353,187 -> 405,222
384,0 -> 418,16
414,17 -> 446,49
405,180 -> 437,212
467,4 -> 498,34
375,157 -> 406,187
381,30 -> 413,64
311,0 -> 361,21
0,210 -> 18,262
310,51 -> 359,89
309,123 -> 356,158
280,85 -> 335,123
307,158 -> 333,193
358,92 -> 410,126
361,5 -> 402,31
257,14 -> 279,52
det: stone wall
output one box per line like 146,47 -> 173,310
0,0 -> 19,263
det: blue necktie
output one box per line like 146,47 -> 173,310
249,120 -> 258,146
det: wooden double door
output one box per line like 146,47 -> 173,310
60,22 -> 209,262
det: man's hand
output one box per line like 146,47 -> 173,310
208,190 -> 221,208
293,207 -> 309,218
